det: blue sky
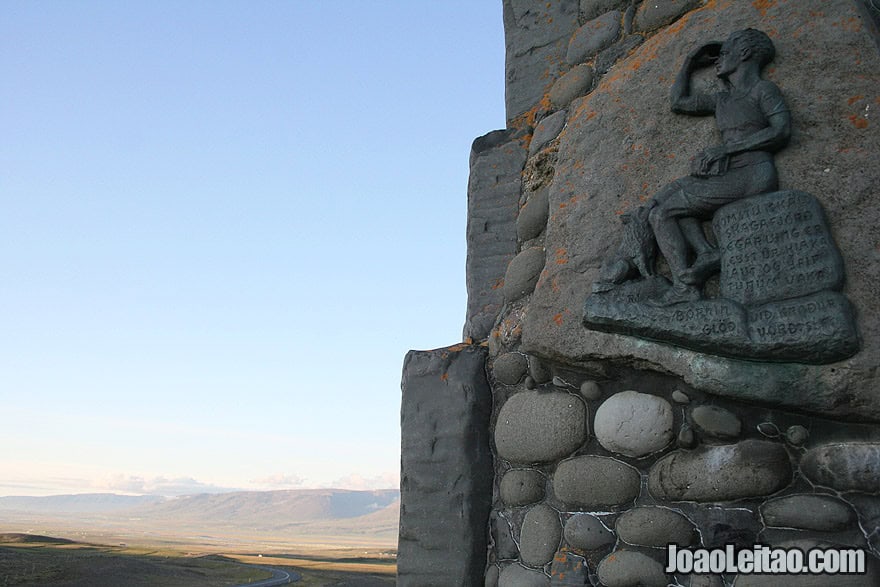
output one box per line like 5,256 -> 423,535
0,2 -> 505,496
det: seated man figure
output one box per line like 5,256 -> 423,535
646,28 -> 791,305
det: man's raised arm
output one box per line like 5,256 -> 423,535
670,42 -> 720,115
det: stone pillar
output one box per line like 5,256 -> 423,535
398,344 -> 494,586
463,130 -> 527,341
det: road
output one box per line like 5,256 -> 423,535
231,564 -> 301,586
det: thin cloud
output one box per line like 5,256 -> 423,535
95,474 -> 235,496
329,471 -> 399,491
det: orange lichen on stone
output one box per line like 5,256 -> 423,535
848,95 -> 864,105
555,248 -> 569,265
849,115 -> 869,129
492,278 -> 505,290
551,276 -> 560,293
752,0 -> 776,18
440,372 -> 449,382
553,313 -> 564,326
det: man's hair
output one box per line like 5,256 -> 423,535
730,28 -> 775,68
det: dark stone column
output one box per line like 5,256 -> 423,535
398,344 -> 494,587
464,130 -> 527,341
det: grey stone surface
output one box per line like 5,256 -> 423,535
633,0 -> 702,33
563,513 -> 615,550
516,188 -> 550,241
594,33 -> 644,75
500,469 -> 546,507
593,390 -> 673,457
504,246 -> 546,302
616,506 -> 698,547
492,512 -> 520,560
495,390 -> 587,464
579,380 -> 601,401
761,494 -> 855,532
579,0 -> 629,23
486,564 -> 500,587
648,440 -> 793,501
672,390 -> 690,403
549,548 -> 588,585
530,111 -> 567,155
693,507 -> 761,550
464,133 -> 526,341
527,353 -> 552,384
597,549 -> 669,587
494,352 -> 530,385
498,563 -> 551,587
685,576 -> 725,587
503,0 -> 580,121
690,405 -> 742,440
520,504 -> 562,567
549,64 -> 593,110
520,0 -> 880,420
553,456 -> 641,507
398,345 -> 493,586
785,425 -> 809,445
801,443 -> 880,492
566,11 -> 621,64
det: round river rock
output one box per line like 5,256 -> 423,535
761,494 -> 855,531
594,390 -> 673,457
597,549 -> 669,587
499,469 -> 545,507
493,352 -> 528,385
519,503 -> 562,568
801,442 -> 880,492
495,390 -> 587,464
563,513 -> 615,550
553,455 -> 641,507
616,506 -> 697,547
648,439 -> 793,501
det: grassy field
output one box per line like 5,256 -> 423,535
0,533 -> 396,586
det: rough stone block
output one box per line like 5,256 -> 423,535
520,0 -> 880,419
398,345 -> 493,586
464,132 -> 527,341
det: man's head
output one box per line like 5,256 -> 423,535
716,28 -> 775,78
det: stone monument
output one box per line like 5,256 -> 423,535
399,1 -> 880,586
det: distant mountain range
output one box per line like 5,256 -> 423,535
0,493 -> 164,514
0,489 -> 400,543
